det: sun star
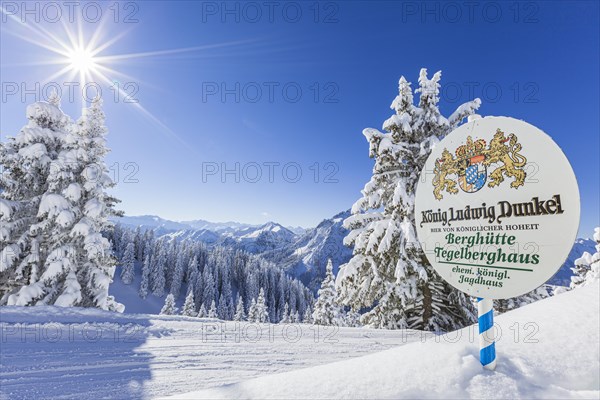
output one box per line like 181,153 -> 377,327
1,7 -> 256,149
67,47 -> 97,74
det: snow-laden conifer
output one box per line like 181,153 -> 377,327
291,310 -> 300,323
247,298 -> 258,322
139,255 -> 151,299
248,288 -> 269,323
280,302 -> 290,323
234,296 -> 246,321
181,289 -> 197,317
120,242 -> 135,284
208,299 -> 218,318
313,259 -> 344,326
197,303 -> 208,318
337,69 -> 480,330
571,227 -> 600,288
160,293 -> 177,315
302,308 -> 313,324
151,245 -> 167,297
1,97 -> 122,311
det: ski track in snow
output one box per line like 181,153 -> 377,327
0,309 -> 429,399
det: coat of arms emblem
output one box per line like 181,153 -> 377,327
432,129 -> 528,200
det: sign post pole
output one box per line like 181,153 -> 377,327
477,298 -> 496,370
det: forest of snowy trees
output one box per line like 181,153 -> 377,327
109,224 -> 315,322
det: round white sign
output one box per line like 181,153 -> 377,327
415,116 -> 580,299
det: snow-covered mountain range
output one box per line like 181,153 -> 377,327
116,212 -> 351,291
260,210 -> 353,292
117,216 -> 298,252
116,212 -> 594,290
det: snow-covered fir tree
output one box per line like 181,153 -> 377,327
234,296 -> 246,321
247,298 -> 258,322
303,307 -> 313,324
134,226 -> 143,261
202,266 -> 216,310
170,253 -> 186,299
68,96 -> 122,310
218,279 -> 234,320
0,97 -> 122,311
197,303 -> 207,318
217,292 -> 228,319
208,299 -> 218,318
151,245 -> 167,297
193,265 -> 204,310
186,257 -> 199,288
313,259 -> 344,326
247,288 -> 269,323
118,230 -> 131,260
280,302 -> 290,323
336,69 -> 480,330
245,272 -> 260,310
142,233 -> 154,261
160,293 -> 177,315
139,254 -> 151,299
120,242 -> 135,284
571,227 -> 600,288
255,288 -> 269,323
291,310 -> 300,323
181,289 -> 197,317
0,101 -> 68,304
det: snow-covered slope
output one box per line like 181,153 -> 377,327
169,283 -> 600,400
1,285 -> 597,399
0,308 -> 425,399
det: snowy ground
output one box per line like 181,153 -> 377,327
1,284 -> 598,400
0,308 -> 430,399
169,283 -> 600,400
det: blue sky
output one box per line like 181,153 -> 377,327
1,1 -> 598,235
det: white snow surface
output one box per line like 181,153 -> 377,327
0,307 -> 430,399
1,284 -> 597,400
169,283 -> 599,400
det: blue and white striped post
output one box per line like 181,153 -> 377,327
477,298 -> 497,370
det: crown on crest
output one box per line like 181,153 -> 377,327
455,136 -> 486,159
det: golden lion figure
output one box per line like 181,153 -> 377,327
483,129 -> 527,189
432,149 -> 459,200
